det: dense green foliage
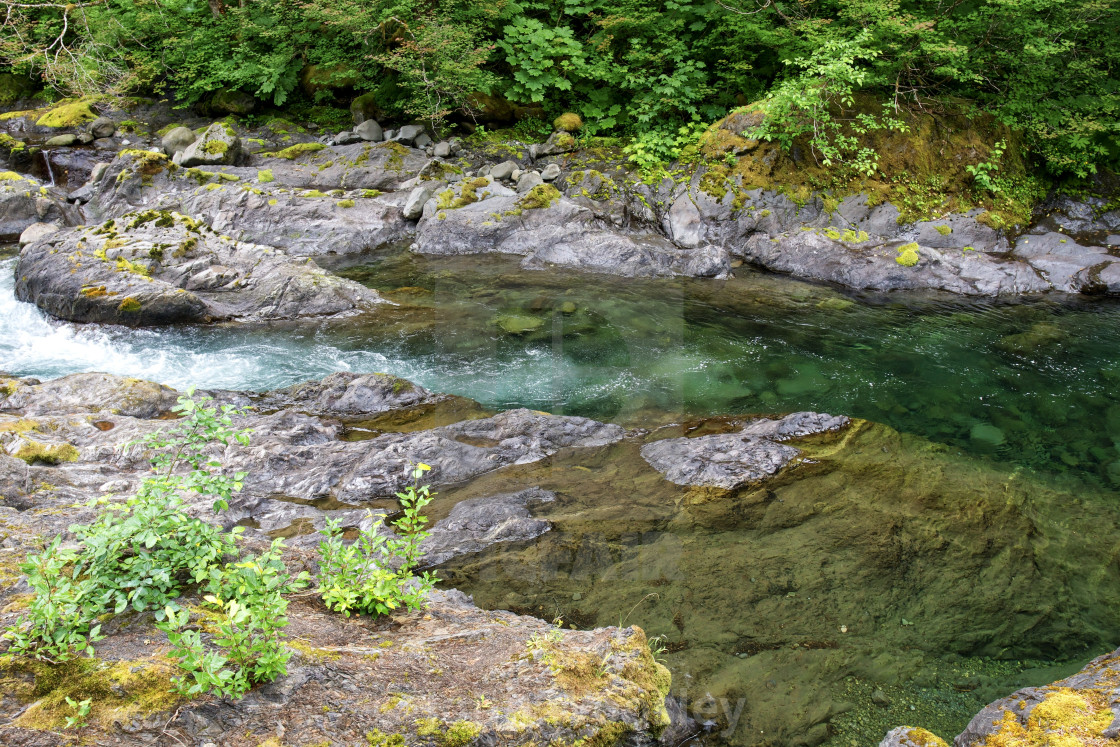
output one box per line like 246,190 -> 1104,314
1,392 -> 250,662
317,463 -> 437,617
158,540 -> 309,699
2,0 -> 1117,172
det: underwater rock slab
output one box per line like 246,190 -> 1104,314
640,411 -> 849,489
420,487 -> 556,568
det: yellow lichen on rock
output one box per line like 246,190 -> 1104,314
11,439 -> 79,465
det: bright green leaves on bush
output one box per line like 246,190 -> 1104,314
317,463 -> 437,618
499,18 -> 585,103
158,539 -> 309,699
141,387 -> 251,513
3,537 -> 105,662
1,391 -> 251,662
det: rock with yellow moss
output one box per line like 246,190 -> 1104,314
15,210 -> 386,326
180,121 -> 242,167
954,646 -> 1120,746
0,171 -> 79,241
415,180 -> 730,279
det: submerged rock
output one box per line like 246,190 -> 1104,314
15,211 -> 385,326
420,487 -> 557,567
641,412 -> 850,489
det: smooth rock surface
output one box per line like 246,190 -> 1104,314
641,412 -> 850,489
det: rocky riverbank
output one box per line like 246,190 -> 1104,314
2,371 -> 1120,746
2,98 -> 1119,319
0,372 -> 683,746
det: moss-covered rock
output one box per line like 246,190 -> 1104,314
266,142 -> 327,160
554,113 -> 584,133
180,121 -> 242,167
9,438 -> 79,465
1,657 -> 179,731
36,98 -> 98,128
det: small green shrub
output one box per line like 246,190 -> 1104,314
317,464 -> 437,617
158,539 -> 308,699
1,392 -> 250,661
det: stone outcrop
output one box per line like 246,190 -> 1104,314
415,179 -> 730,279
14,210 -> 385,326
420,487 -> 557,567
6,106 -> 1120,301
640,412 -> 850,489
0,171 -> 79,241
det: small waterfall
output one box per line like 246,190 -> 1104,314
41,150 -> 55,187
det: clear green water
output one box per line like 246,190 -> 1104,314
333,247 -> 1120,491
6,246 -> 1120,745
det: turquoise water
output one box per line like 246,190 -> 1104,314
5,248 -> 1120,487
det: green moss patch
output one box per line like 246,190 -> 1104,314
698,98 -> 1044,228
266,142 -> 327,160
896,242 -> 920,267
516,184 -> 561,211
2,657 -> 179,731
12,440 -> 79,465
36,99 -> 97,128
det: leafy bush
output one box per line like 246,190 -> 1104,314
158,539 -> 308,699
3,537 -> 105,662
3,0 -> 1115,176
69,391 -> 249,619
317,463 -> 437,617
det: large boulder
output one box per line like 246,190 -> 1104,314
354,119 -> 383,142
299,64 -> 360,97
88,116 -> 117,139
15,211 -> 386,326
161,126 -> 197,156
734,228 -> 1051,295
180,122 -> 242,167
86,149 -> 415,256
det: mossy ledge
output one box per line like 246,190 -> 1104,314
0,656 -> 180,731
